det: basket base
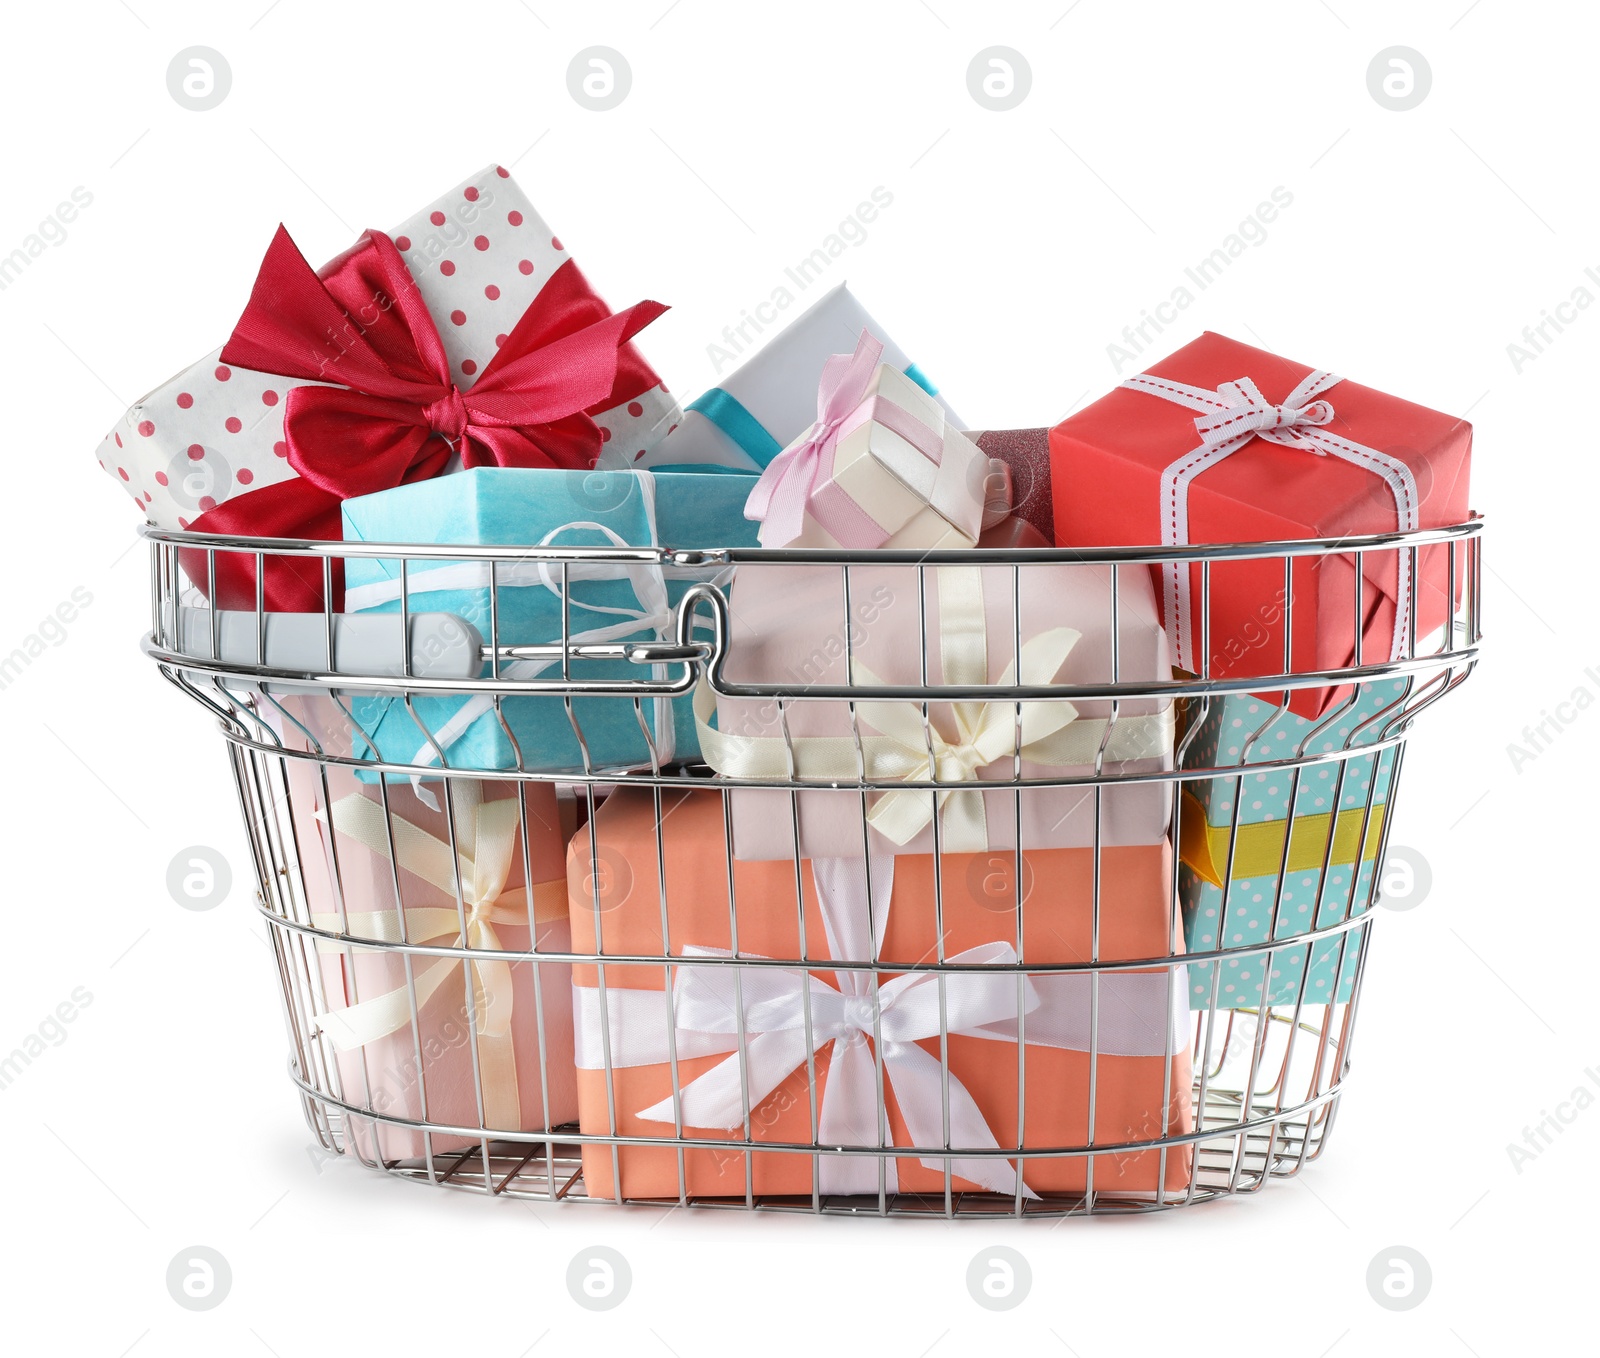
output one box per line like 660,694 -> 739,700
298,1084 -> 1340,1218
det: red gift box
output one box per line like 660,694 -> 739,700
1049,333 -> 1472,716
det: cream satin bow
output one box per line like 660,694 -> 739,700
850,580 -> 1082,852
311,785 -> 566,1130
695,565 -> 1173,854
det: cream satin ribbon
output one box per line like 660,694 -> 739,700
572,855 -> 1189,1197
695,565 -> 1175,852
310,786 -> 566,1131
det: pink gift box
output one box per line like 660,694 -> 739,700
269,697 -> 578,1161
701,561 -> 1176,861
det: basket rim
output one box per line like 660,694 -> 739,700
139,513 -> 1484,566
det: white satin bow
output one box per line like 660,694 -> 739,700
637,855 -> 1039,1197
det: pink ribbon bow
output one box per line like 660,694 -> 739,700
743,331 -> 948,548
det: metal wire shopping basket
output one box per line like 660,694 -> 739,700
140,517 -> 1482,1218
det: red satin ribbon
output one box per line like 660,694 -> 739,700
187,224 -> 666,611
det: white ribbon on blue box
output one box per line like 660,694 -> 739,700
340,466 -> 757,783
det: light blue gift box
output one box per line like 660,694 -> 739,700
1182,861 -> 1373,1010
1181,680 -> 1410,826
1180,682 -> 1408,1009
340,466 -> 759,776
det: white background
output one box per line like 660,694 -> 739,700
0,1 -> 1585,1354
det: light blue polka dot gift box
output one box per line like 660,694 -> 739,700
1179,681 -> 1408,1009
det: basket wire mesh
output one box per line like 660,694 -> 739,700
142,519 -> 1481,1217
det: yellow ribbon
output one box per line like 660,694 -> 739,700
311,786 -> 566,1131
695,565 -> 1175,853
1178,789 -> 1387,889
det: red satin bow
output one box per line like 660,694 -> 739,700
187,225 -> 666,611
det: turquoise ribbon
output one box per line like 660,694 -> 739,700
689,362 -> 940,469
686,388 -> 784,468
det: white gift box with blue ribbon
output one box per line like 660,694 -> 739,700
631,282 -> 961,473
339,466 -> 757,778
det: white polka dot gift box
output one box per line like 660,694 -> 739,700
94,164 -> 679,611
1176,682 -> 1407,1009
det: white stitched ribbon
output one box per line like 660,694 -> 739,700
1120,369 -> 1420,673
310,786 -> 566,1130
694,565 -> 1174,852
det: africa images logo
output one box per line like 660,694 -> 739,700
0,187 -> 92,293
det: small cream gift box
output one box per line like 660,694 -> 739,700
745,331 -> 999,550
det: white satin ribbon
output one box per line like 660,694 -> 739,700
571,855 -> 1188,1197
576,968 -> 1187,1068
310,786 -> 566,1130
1120,370 -> 1420,673
695,565 -> 1174,852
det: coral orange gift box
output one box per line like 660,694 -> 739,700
268,697 -> 579,1160
1050,333 -> 1472,716
567,788 -> 1194,1202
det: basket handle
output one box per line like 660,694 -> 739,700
161,604 -> 722,695
468,583 -> 725,694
